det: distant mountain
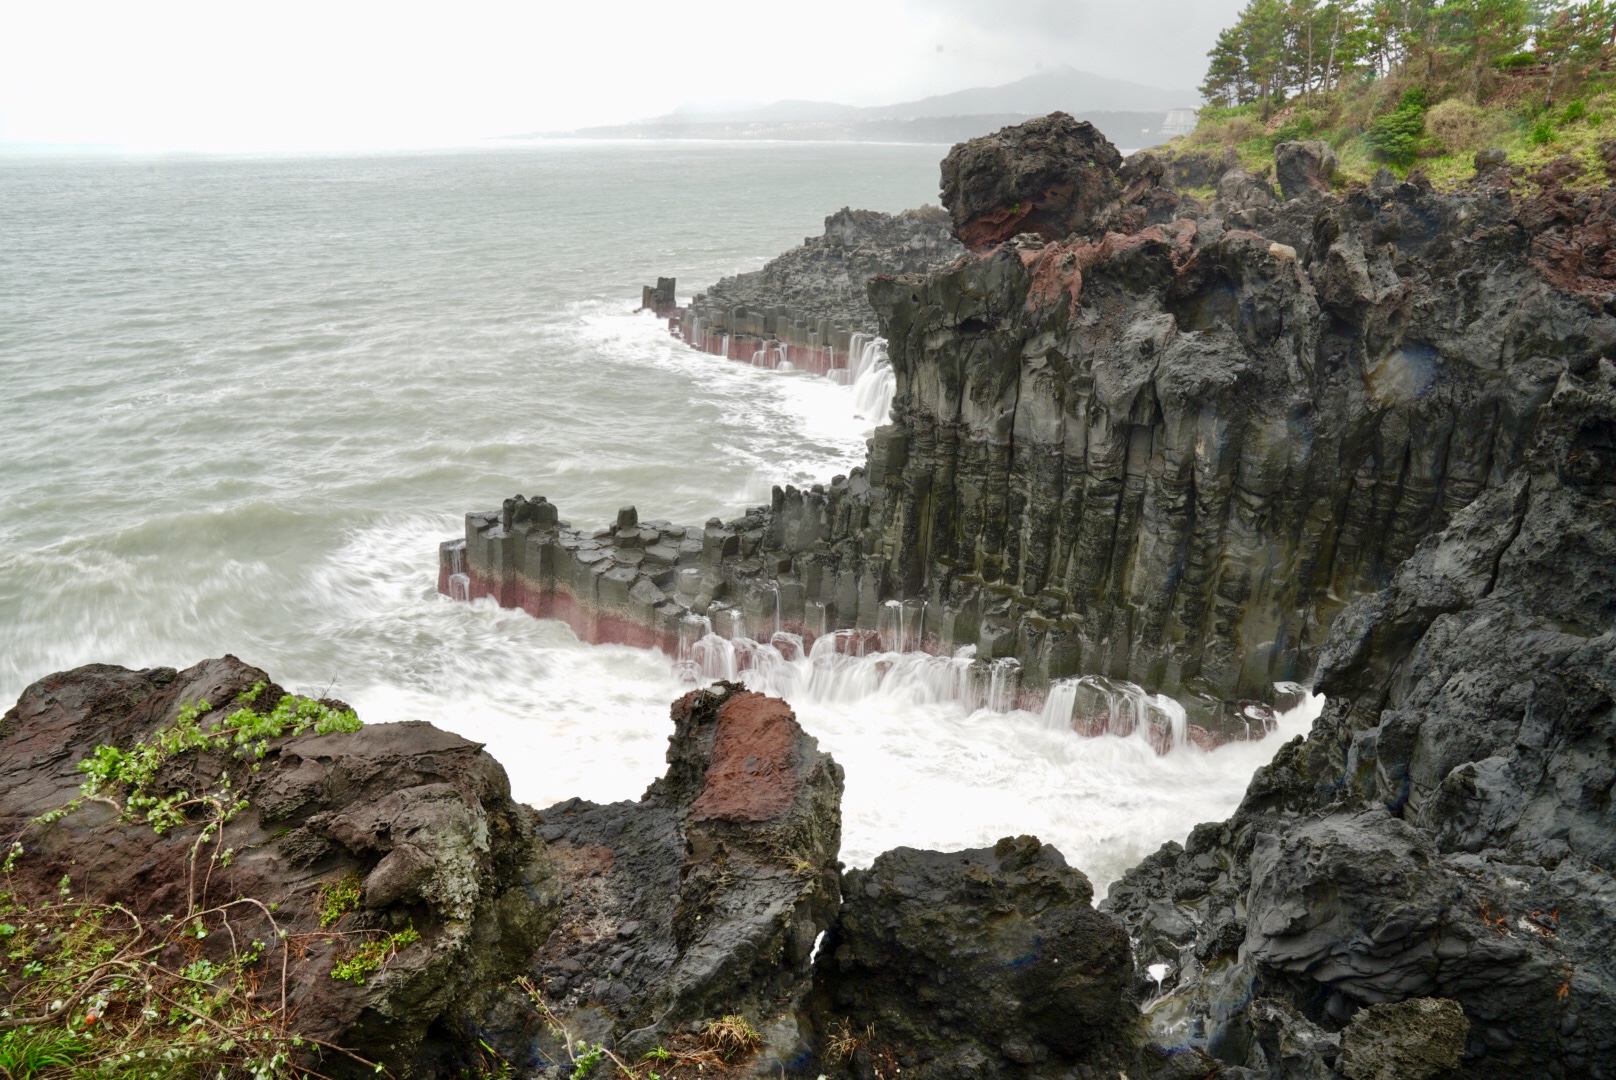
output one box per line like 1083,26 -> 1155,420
510,67 -> 1197,150
860,66 -> 1193,120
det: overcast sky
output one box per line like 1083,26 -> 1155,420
0,0 -> 1243,151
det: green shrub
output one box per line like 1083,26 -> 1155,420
1368,90 -> 1430,167
1562,100 -> 1588,124
1530,117 -> 1558,145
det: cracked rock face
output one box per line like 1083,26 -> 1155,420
825,836 -> 1135,1079
1102,364 -> 1616,1079
940,112 -> 1125,250
526,683 -> 843,1072
0,656 -> 559,1078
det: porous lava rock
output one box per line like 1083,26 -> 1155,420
0,656 -> 559,1078
688,205 -> 962,335
940,112 -> 1124,249
825,835 -> 1134,1078
1273,140 -> 1338,200
1103,363 -> 1616,1078
528,683 -> 843,1072
1339,998 -> 1468,1080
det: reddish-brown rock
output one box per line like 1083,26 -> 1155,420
0,657 -> 559,1078
939,112 -> 1124,250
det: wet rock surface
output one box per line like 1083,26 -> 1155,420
457,113 -> 1616,739
653,206 -> 962,374
824,836 -> 1135,1078
527,683 -> 843,1071
1102,365 -> 1616,1078
0,655 -> 559,1078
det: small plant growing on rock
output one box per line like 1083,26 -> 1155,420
319,872 -> 363,928
330,924 -> 421,984
701,1014 -> 761,1061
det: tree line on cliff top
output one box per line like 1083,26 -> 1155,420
1203,0 -> 1616,112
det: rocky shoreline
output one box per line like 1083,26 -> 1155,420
6,112 -> 1614,1079
443,112 -> 1615,735
644,206 -> 960,376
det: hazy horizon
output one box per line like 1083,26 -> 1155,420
1,0 -> 1237,153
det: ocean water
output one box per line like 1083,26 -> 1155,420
0,142 -> 1315,887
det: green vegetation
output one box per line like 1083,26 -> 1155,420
521,978 -> 756,1079
1180,1 -> 1616,187
318,872 -> 364,929
329,925 -> 421,984
0,684 -> 410,1078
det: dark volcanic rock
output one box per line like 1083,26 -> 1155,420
1339,998 -> 1468,1080
940,112 -> 1125,249
1274,140 -> 1338,200
449,114 -> 1616,735
0,656 -> 559,1078
686,205 -> 961,336
529,683 -> 843,1070
1102,364 -> 1616,1078
826,836 -> 1134,1078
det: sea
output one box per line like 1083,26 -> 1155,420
0,141 -> 1316,887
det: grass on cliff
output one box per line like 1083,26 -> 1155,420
1167,67 -> 1616,190
0,683 -> 412,1079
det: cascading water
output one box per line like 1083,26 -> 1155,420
846,337 -> 895,424
715,606 -> 745,641
1040,674 -> 1190,752
447,544 -> 471,602
667,621 -> 1254,764
986,657 -> 1021,713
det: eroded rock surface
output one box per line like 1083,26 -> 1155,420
824,836 -> 1135,1078
656,206 -> 962,373
939,112 -> 1125,249
451,113 -> 1616,736
1103,365 -> 1616,1078
0,656 -> 559,1078
528,683 -> 843,1071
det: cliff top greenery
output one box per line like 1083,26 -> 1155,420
1169,0 -> 1616,187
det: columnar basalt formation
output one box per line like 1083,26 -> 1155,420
1102,365 -> 1616,1078
649,206 -> 962,376
453,114 -> 1616,727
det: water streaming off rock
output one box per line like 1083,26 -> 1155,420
0,142 -> 1317,886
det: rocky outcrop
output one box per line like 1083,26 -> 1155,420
527,683 -> 844,1071
1101,363 -> 1616,1078
0,656 -> 559,1078
1273,140 -> 1338,200
652,206 -> 961,375
823,836 -> 1135,1078
451,112 -> 1616,732
939,112 -> 1125,249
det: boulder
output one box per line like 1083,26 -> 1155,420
939,112 -> 1124,249
528,683 -> 843,1071
827,835 -> 1134,1077
1274,140 -> 1337,199
0,656 -> 559,1078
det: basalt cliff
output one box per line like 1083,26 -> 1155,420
445,111 -> 1616,736
8,112 -> 1612,1080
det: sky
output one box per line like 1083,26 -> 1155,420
0,0 -> 1244,152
